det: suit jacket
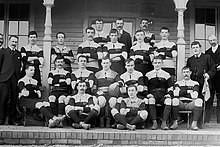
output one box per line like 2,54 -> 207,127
118,30 -> 132,55
186,53 -> 216,91
0,47 -> 22,82
206,45 -> 220,92
206,45 -> 220,67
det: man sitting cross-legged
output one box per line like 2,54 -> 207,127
65,81 -> 100,130
170,66 -> 203,130
111,85 -> 148,130
18,64 -> 63,128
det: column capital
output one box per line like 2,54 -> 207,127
43,0 -> 54,7
173,0 -> 189,10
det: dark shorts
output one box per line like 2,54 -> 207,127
19,96 -> 43,111
49,90 -> 69,99
150,89 -> 166,105
179,100 -> 195,110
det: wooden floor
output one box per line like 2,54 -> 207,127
0,122 -> 220,146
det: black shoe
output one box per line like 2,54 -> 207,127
8,121 -> 19,126
0,120 -> 5,125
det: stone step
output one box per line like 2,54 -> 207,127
0,125 -> 220,146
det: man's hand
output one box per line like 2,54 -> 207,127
147,94 -> 154,98
203,73 -> 210,80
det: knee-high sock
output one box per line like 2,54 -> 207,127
105,105 -> 111,118
172,106 -> 179,120
216,94 -> 220,122
50,102 -> 57,116
40,106 -> 54,119
193,106 -> 202,121
68,110 -> 80,123
84,109 -> 98,124
130,115 -> 143,125
58,103 -> 65,115
99,107 -> 105,117
114,113 -> 127,126
149,104 -> 156,120
115,102 -> 121,111
145,104 -> 149,115
162,105 -> 171,121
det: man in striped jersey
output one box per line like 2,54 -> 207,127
154,27 -> 178,81
77,27 -> 103,73
65,81 -> 100,130
103,29 -> 127,75
171,66 -> 203,130
133,19 -> 155,47
47,55 -> 71,127
111,85 -> 148,130
145,56 -> 174,130
95,57 -> 124,127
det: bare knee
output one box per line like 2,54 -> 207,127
172,98 -> 179,106
48,95 -> 56,102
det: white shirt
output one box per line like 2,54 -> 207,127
212,44 -> 218,53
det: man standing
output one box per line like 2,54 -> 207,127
103,29 -> 127,75
0,35 -> 22,125
205,35 -> 220,123
21,31 -> 44,86
115,18 -> 132,56
187,41 -> 216,127
77,27 -> 102,73
133,19 -> 155,47
154,27 -> 178,80
51,32 -> 74,73
93,19 -> 108,70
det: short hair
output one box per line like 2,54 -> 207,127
9,35 -> 18,40
182,66 -> 191,71
85,27 -> 95,33
140,18 -> 150,24
109,29 -> 118,35
56,32 -> 66,39
95,18 -> 104,23
191,41 -> 201,48
115,18 -> 124,22
25,63 -> 35,70
54,55 -> 64,62
28,31 -> 38,37
127,84 -> 137,91
77,55 -> 88,62
135,29 -> 145,34
102,56 -> 111,62
153,55 -> 163,61
125,58 -> 134,64
160,27 -> 170,32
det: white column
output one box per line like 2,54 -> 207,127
42,0 -> 54,98
173,0 -> 189,80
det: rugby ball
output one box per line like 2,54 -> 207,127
108,83 -> 120,97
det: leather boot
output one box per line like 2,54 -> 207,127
99,117 -> 105,128
106,118 -> 111,128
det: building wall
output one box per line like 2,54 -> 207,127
33,0 -> 191,70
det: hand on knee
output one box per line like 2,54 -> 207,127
172,98 -> 179,106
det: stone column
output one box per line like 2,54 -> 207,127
42,0 -> 54,98
173,0 -> 189,80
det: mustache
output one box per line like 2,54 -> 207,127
117,26 -> 122,29
143,25 -> 148,28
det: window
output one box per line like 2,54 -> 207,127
0,3 -> 30,49
9,4 -> 30,49
195,8 -> 216,52
0,4 -> 4,34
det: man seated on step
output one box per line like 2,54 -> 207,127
18,64 -> 64,128
170,66 -> 203,130
65,81 -> 100,130
47,55 -> 71,127
95,57 -> 124,128
145,55 -> 174,130
111,85 -> 148,130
